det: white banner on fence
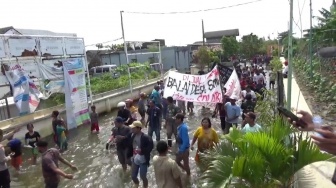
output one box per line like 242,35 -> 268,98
224,69 -> 241,100
4,64 -> 41,115
0,39 -> 6,58
39,38 -> 64,56
8,38 -> 38,57
163,66 -> 222,103
38,62 -> 64,98
64,38 -> 84,55
63,58 -> 90,130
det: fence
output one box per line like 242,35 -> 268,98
276,71 -> 285,108
293,40 -> 336,116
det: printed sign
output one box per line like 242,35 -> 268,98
4,64 -> 41,115
0,38 -> 6,58
8,38 -> 38,57
39,38 -> 64,56
63,58 -> 90,129
64,38 -> 85,55
163,66 -> 222,103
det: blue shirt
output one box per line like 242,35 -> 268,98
151,90 -> 161,105
147,106 -> 161,128
177,122 -> 190,153
224,102 -> 241,123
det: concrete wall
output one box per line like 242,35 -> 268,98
0,79 -> 159,141
100,46 -> 192,72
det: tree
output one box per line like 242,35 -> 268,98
240,33 -> 263,58
95,43 -> 103,49
192,46 -> 211,70
221,36 -> 239,59
313,8 -> 336,47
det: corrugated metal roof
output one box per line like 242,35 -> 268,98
204,29 -> 239,38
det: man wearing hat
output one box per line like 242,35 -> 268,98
241,112 -> 262,134
111,117 -> 132,171
224,95 -> 241,134
127,121 -> 153,188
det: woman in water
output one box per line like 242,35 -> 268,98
190,117 -> 219,163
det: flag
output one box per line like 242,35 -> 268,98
224,69 -> 241,100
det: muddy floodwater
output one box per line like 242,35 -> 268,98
10,105 -> 223,188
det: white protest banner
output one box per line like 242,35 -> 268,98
163,66 -> 222,103
4,64 -> 41,115
224,69 -> 241,100
39,38 -> 64,56
64,38 -> 85,55
0,38 -> 6,58
8,38 -> 38,57
63,58 -> 90,130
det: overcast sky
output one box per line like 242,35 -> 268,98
0,0 -> 333,49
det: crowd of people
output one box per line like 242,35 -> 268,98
1,58 -> 336,188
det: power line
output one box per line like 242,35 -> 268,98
85,37 -> 123,47
124,0 -> 264,14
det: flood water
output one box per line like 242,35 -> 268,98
10,105 -> 221,188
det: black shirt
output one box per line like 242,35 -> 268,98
112,126 -> 131,151
25,131 -> 41,147
117,109 -> 132,125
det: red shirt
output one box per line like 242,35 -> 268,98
240,80 -> 247,90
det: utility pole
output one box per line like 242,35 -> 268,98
309,0 -> 313,78
202,19 -> 205,46
120,10 -> 133,94
287,0 -> 294,110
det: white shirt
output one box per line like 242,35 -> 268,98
241,90 -> 257,99
0,145 -> 11,171
242,123 -> 262,134
283,66 -> 288,74
253,74 -> 265,83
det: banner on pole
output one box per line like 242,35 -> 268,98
224,69 -> 241,100
63,58 -> 90,130
163,66 -> 222,103
4,64 -> 41,115
217,64 -> 233,94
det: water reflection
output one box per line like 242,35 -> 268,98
11,106 -> 220,188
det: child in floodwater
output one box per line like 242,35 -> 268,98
56,119 -> 68,152
25,123 -> 41,165
90,105 -> 100,133
7,138 -> 22,173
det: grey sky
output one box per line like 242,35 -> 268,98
0,0 -> 332,49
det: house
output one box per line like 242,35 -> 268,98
204,29 -> 239,43
0,26 -> 77,37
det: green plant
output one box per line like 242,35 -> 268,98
269,57 -> 283,73
46,63 -> 160,105
201,117 -> 332,188
254,89 -> 277,127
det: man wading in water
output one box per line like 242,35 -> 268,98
36,141 -> 77,188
